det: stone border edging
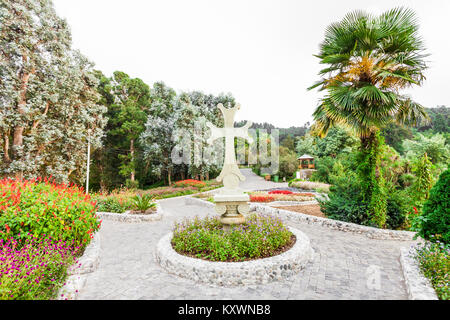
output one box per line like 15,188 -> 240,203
96,202 -> 163,222
400,246 -> 438,300
266,200 -> 318,206
250,203 -> 417,241
185,196 -> 215,208
185,197 -> 319,208
57,232 -> 101,300
155,226 -> 314,286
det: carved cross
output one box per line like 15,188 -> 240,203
207,103 -> 253,190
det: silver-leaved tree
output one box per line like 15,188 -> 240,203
0,0 -> 107,183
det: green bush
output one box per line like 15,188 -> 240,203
172,214 -> 292,262
125,179 -> 139,189
385,189 -> 409,229
96,197 -> 130,213
310,156 -> 336,184
320,175 -> 407,229
418,170 -> 450,243
319,175 -> 369,225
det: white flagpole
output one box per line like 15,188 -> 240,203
86,130 -> 91,194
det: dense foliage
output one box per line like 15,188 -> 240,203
319,173 -> 408,229
416,170 -> 450,243
171,214 -> 292,262
0,0 -> 106,183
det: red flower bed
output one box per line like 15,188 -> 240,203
173,179 -> 206,188
250,195 -> 275,202
268,190 -> 293,195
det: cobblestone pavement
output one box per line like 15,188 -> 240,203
78,169 -> 414,300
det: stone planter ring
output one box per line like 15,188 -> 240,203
155,226 -> 314,286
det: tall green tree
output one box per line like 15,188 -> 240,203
108,71 -> 150,186
0,0 -> 106,183
309,7 -> 428,227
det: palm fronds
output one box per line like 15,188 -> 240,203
309,7 -> 428,138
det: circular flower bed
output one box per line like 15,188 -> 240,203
171,213 -> 294,262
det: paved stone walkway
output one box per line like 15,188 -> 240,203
78,169 -> 415,300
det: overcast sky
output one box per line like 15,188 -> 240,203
53,0 -> 450,128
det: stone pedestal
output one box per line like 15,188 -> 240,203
214,193 -> 250,225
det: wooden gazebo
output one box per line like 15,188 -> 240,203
298,154 -> 315,169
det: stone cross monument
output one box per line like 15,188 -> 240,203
207,103 -> 253,225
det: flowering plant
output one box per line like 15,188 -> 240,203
0,177 -> 100,251
415,240 -> 449,300
0,234 -> 79,300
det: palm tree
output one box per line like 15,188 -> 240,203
308,7 -> 429,227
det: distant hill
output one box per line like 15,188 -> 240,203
416,105 -> 449,133
235,120 -> 310,142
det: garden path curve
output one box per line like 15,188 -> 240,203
78,169 -> 415,300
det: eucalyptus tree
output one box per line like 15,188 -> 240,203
140,82 -> 177,185
0,0 -> 106,182
309,7 -> 428,227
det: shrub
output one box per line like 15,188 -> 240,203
315,186 -> 329,194
319,175 -> 369,225
418,170 -> 450,243
0,234 -> 79,300
310,156 -> 336,184
96,197 -> 130,213
415,241 -> 449,300
0,178 -> 100,251
320,175 -> 409,229
385,189 -> 409,229
125,179 -> 139,189
171,214 -> 292,261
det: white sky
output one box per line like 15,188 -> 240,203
53,0 -> 450,127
